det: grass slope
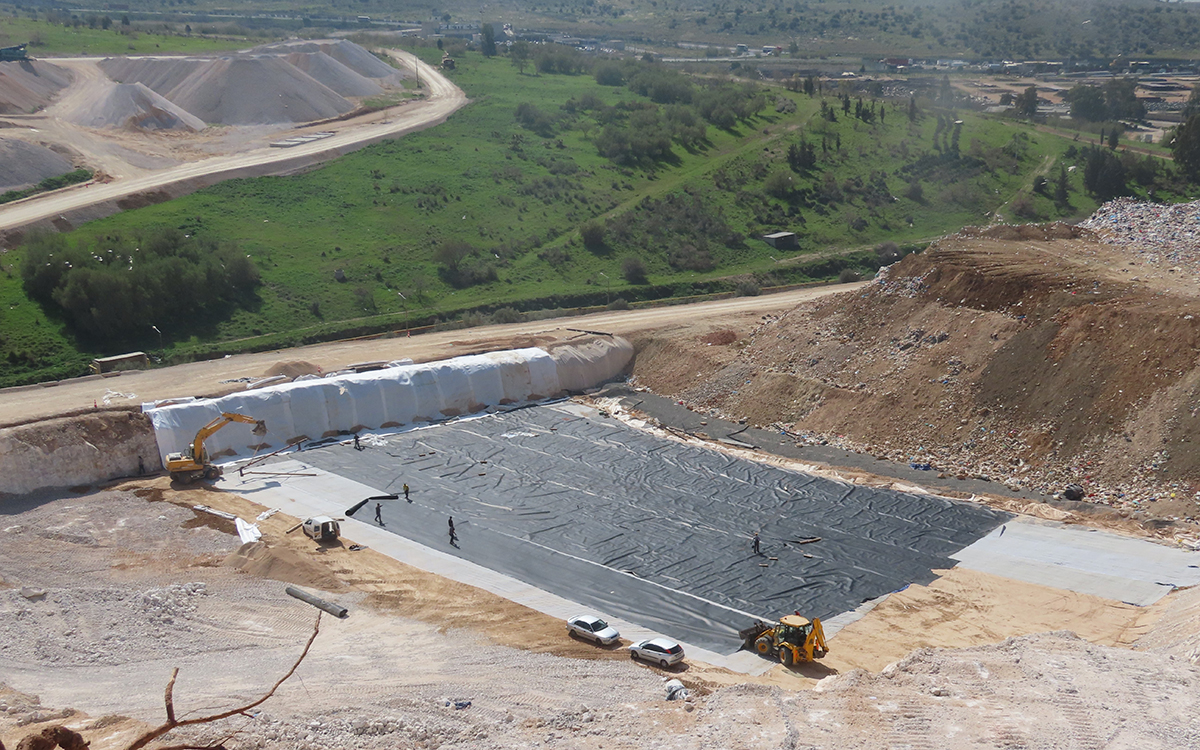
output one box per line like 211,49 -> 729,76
0,17 -> 251,56
0,48 -> 1129,387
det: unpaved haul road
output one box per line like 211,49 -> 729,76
0,50 -> 466,237
0,284 -> 863,425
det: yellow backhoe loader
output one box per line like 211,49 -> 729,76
740,614 -> 828,667
165,412 -> 267,482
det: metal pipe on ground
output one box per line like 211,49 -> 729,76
285,586 -> 349,618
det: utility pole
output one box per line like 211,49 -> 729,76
599,272 -> 610,306
397,292 -> 409,336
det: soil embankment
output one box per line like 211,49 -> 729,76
632,222 -> 1200,522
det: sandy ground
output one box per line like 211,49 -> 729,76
0,284 -> 862,427
3,470 -> 1198,749
0,49 -> 464,242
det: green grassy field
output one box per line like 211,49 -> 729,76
0,46 -> 1143,387
0,16 -> 252,56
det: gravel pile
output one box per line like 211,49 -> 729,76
0,60 -> 70,114
63,81 -> 206,131
0,139 -> 74,193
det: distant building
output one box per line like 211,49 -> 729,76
762,231 -> 798,249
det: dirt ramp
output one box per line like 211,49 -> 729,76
0,139 -> 74,192
283,51 -> 384,97
62,81 -> 205,132
0,59 -> 70,114
164,55 -> 353,125
0,409 -> 160,497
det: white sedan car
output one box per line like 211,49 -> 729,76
629,637 -> 685,667
566,614 -> 621,645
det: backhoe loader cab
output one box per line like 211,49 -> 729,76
166,412 -> 267,483
740,614 -> 828,667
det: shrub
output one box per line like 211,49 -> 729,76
20,227 -> 259,342
606,298 -> 631,310
874,241 -> 902,264
490,307 -> 523,324
735,279 -> 761,296
580,220 -> 606,250
837,268 -> 862,283
621,256 -> 649,284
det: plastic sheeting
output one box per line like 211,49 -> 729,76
291,404 -> 1010,652
144,340 -> 631,463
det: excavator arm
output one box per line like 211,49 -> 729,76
191,413 -> 267,465
167,412 -> 267,481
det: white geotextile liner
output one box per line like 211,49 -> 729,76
145,341 -> 628,463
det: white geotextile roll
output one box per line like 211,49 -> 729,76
145,347 -> 566,463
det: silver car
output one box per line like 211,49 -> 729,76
629,637 -> 685,667
566,614 -> 621,645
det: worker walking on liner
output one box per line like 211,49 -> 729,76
752,532 -> 761,555
375,502 -> 383,525
404,483 -> 410,502
448,516 -> 458,546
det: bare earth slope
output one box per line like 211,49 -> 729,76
633,222 -> 1200,521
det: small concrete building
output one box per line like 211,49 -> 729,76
762,231 -> 798,249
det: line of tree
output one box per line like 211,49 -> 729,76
1063,79 -> 1145,123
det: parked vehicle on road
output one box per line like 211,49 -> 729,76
567,614 -> 620,645
629,637 -> 685,667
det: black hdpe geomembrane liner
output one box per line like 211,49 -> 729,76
291,406 -> 1009,652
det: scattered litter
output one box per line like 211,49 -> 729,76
445,700 -> 472,710
256,508 -> 280,521
20,586 -> 46,600
348,544 -> 367,551
101,389 -> 138,405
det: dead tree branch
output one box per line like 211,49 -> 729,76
123,612 -> 322,750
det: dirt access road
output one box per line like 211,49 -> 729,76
0,49 -> 465,240
0,284 -> 862,426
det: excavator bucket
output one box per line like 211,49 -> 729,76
252,420 -> 268,437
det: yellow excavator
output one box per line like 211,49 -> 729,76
165,412 -> 267,482
740,614 -> 828,667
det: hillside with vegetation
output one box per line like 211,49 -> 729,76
15,0 -> 1200,60
0,43 -> 1180,387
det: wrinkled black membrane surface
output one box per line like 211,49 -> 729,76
292,406 -> 1009,652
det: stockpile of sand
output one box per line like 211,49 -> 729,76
169,55 -> 353,125
95,39 -> 404,126
256,39 -> 407,83
0,60 -> 70,114
0,139 -> 74,192
284,50 -> 384,97
62,80 -> 205,132
98,56 -> 207,96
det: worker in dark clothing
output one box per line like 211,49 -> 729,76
375,502 -> 383,524
404,483 -> 410,502
752,532 -> 761,555
353,434 -> 362,451
448,516 -> 458,546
